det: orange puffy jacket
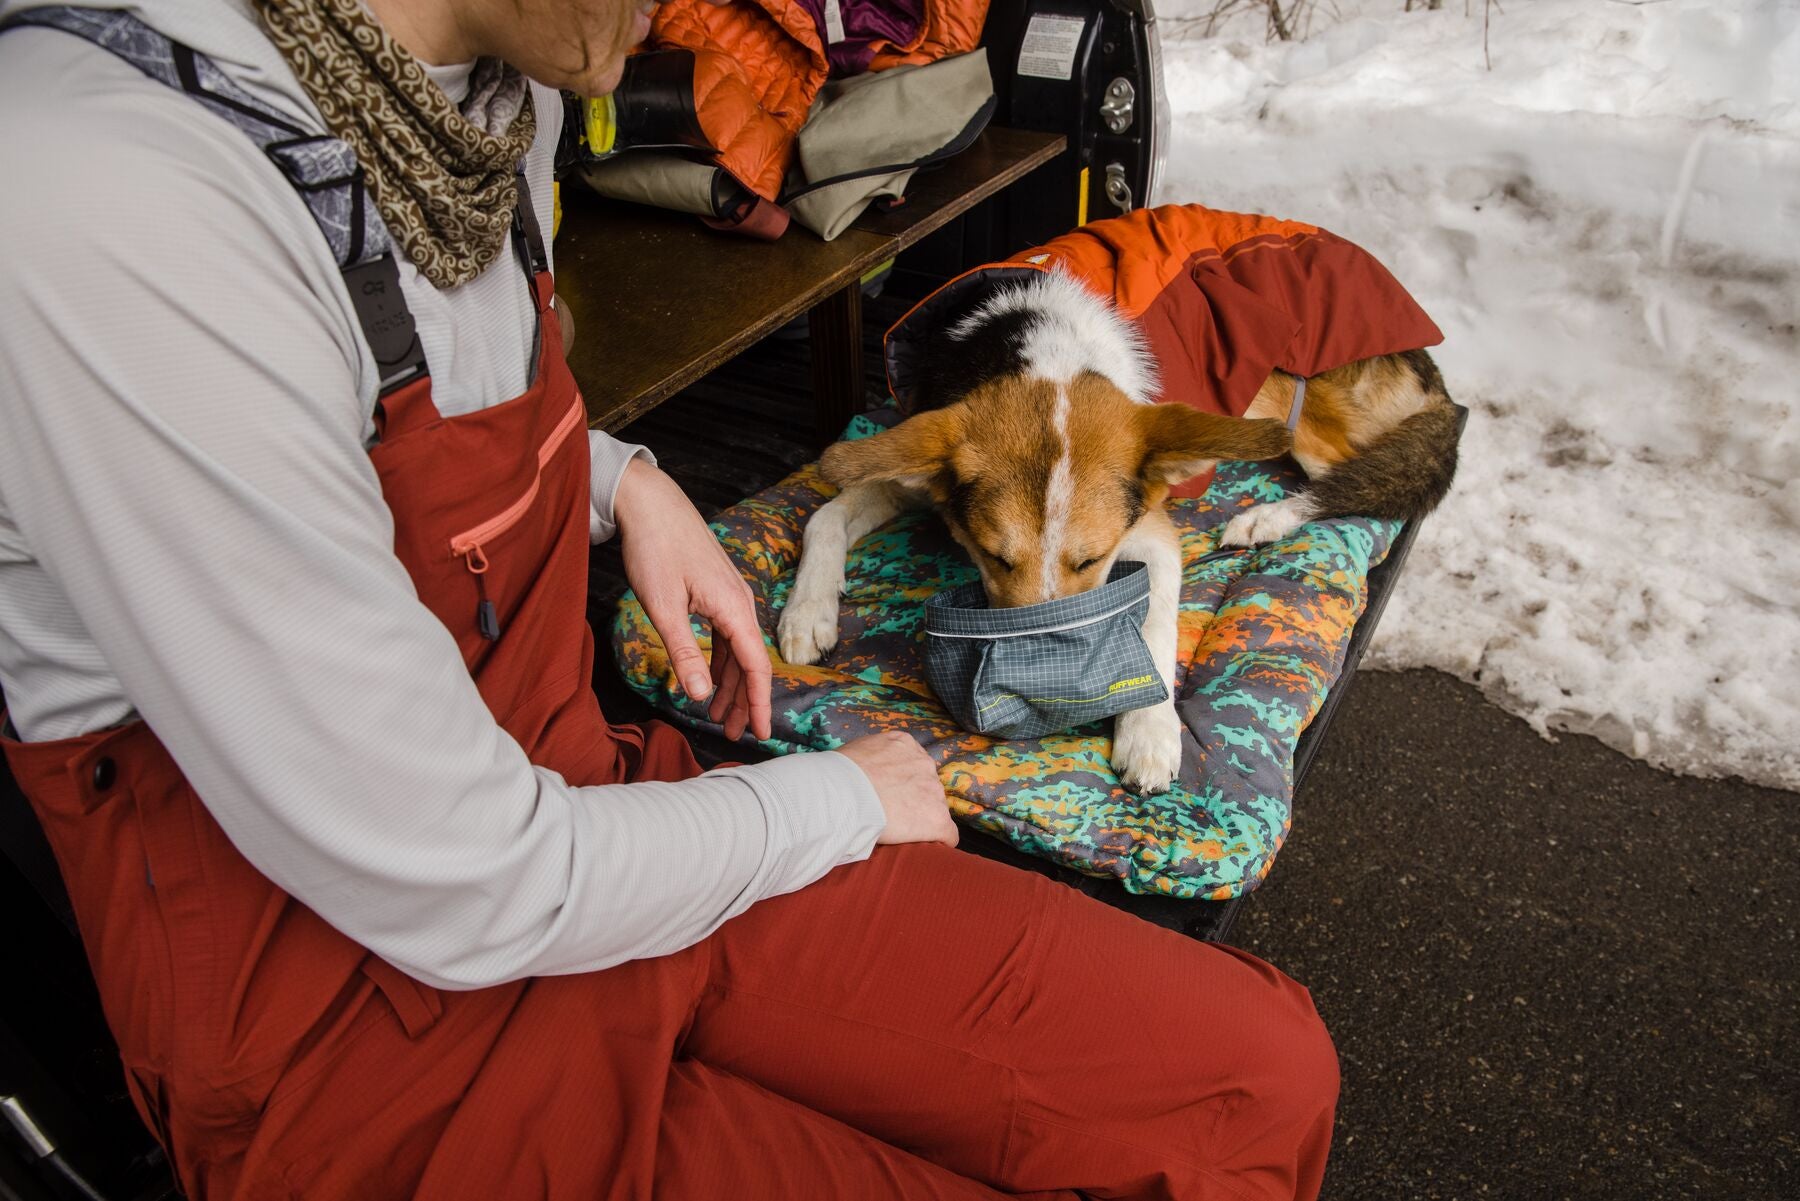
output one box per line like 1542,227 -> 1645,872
649,0 -> 989,205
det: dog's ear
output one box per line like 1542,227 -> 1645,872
1136,404 -> 1290,484
820,407 -> 965,491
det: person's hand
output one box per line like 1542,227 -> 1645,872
839,732 -> 958,847
614,459 -> 771,741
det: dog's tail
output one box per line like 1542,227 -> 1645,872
1307,398 -> 1461,524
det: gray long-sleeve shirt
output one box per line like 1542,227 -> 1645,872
0,0 -> 885,990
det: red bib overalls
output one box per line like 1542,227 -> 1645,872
2,12 -> 1341,1199
0,231 -> 706,1194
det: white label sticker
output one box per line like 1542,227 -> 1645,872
823,0 -> 846,45
1017,14 -> 1087,81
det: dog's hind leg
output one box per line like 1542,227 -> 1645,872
1110,510 -> 1185,794
1221,402 -> 1461,545
1223,354 -> 1460,546
778,482 -> 910,665
1217,492 -> 1321,548
1289,400 -> 1460,526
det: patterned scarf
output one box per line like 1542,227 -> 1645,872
256,0 -> 537,289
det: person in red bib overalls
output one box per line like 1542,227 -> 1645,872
0,1 -> 1338,1197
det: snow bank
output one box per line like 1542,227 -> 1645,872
1154,0 -> 1800,789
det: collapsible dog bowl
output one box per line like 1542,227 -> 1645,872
923,562 -> 1168,740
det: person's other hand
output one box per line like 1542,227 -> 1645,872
840,732 -> 958,847
615,459 -> 770,741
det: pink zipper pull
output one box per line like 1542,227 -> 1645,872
464,544 -> 501,641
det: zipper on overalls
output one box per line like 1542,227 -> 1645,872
465,545 -> 500,641
448,401 -> 587,642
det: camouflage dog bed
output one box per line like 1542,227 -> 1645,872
611,411 -> 1401,900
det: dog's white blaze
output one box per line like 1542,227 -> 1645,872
1042,383 -> 1075,601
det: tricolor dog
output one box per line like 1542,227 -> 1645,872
778,205 -> 1459,793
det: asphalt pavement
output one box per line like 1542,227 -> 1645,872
1232,668 -> 1796,1200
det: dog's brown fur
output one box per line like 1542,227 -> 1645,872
1242,349 -> 1459,526
822,372 -> 1291,607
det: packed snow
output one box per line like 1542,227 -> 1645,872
1153,0 -> 1800,790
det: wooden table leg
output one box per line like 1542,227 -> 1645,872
808,280 -> 864,447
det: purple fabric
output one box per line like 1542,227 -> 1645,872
791,0 -> 925,75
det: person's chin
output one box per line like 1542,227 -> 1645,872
588,58 -> 628,96
551,13 -> 650,97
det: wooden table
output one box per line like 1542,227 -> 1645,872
555,127 -> 1065,443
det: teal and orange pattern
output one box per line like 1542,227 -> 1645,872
611,412 -> 1400,900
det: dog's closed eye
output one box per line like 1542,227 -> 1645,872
989,553 -> 1016,573
1074,556 -> 1101,572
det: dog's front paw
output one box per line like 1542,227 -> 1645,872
1112,704 -> 1183,795
1219,496 -> 1315,548
776,593 -> 841,666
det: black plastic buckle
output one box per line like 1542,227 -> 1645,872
343,254 -> 427,394
513,169 -> 550,277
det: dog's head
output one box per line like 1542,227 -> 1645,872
821,375 -> 1290,608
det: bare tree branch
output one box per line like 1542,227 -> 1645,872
1267,1 -> 1293,42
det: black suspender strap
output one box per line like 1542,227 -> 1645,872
509,169 -> 547,385
513,168 -> 550,278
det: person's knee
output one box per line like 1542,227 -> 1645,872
1219,992 -> 1337,1176
1240,960 -> 1338,1107
1209,974 -> 1338,1117
1251,986 -> 1339,1136
1159,986 -> 1337,1200
1287,995 -> 1340,1109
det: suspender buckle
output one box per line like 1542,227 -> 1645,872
513,168 -> 550,278
344,254 -> 427,394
